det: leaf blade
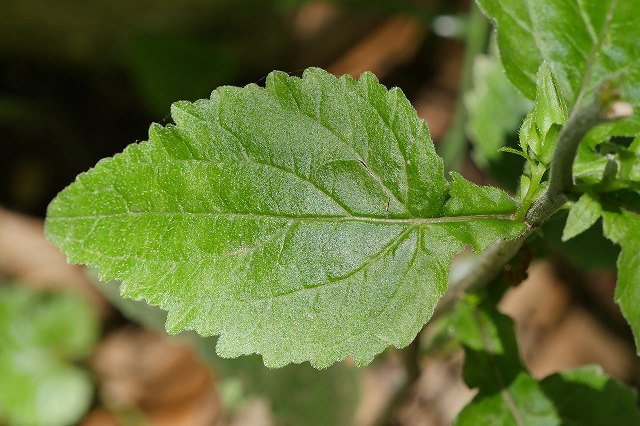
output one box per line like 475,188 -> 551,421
46,68 -> 525,367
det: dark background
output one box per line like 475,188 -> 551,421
1,0 -> 465,217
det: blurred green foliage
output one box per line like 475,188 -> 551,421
0,284 -> 99,426
451,289 -> 640,425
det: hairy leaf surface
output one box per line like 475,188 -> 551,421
46,68 -> 524,368
477,0 -> 640,136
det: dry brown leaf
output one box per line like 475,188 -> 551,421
90,327 -> 220,426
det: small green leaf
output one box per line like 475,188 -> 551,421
444,172 -> 518,216
452,295 -> 556,425
449,294 -> 523,392
540,212 -> 619,271
575,134 -> 640,189
478,0 -> 640,136
498,147 -> 530,161
519,62 -> 568,166
602,208 -> 640,353
562,193 -> 602,241
455,372 -> 559,426
46,68 -> 525,368
614,135 -> 640,187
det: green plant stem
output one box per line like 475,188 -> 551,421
439,3 -> 490,172
525,95 -> 607,226
433,228 -> 534,318
434,86 -> 630,318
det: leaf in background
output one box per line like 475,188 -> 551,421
45,68 -> 525,368
457,364 -> 640,426
573,132 -> 616,186
617,136 -> 640,184
539,211 -> 619,271
602,208 -> 640,353
451,294 -> 558,425
465,50 -> 532,168
575,134 -> 640,189
0,285 -> 98,426
477,0 -> 640,136
539,365 -> 640,426
453,292 -> 640,425
562,193 -> 602,241
449,294 -> 523,392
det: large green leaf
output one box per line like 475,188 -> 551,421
456,364 -> 640,426
477,0 -> 640,136
46,68 -> 524,368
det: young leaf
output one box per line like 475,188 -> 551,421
618,136 -> 640,183
573,132 -> 616,186
562,193 -> 602,241
602,209 -> 640,353
513,63 -> 567,220
575,134 -> 640,189
477,0 -> 640,136
45,68 -> 525,368
519,62 -> 568,166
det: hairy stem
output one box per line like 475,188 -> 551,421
525,94 -> 606,226
434,228 -> 534,317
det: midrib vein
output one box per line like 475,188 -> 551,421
49,210 -> 518,225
